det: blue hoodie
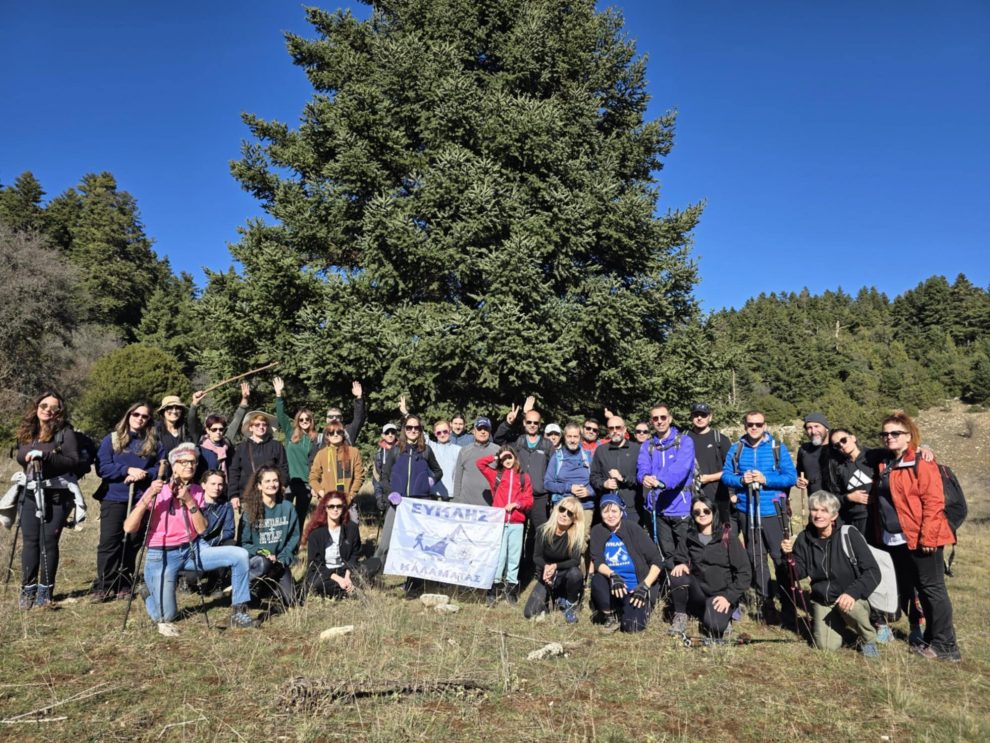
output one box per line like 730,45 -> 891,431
95,432 -> 165,504
722,433 -> 797,517
636,427 -> 696,518
544,446 -> 596,510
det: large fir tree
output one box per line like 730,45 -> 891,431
204,0 -> 702,423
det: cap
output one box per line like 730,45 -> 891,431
544,423 -> 562,436
690,402 -> 712,416
803,412 -> 830,429
599,492 -> 626,515
382,423 -> 398,434
474,416 -> 492,430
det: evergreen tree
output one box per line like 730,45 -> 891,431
206,0 -> 701,423
0,172 -> 46,233
134,272 -> 207,375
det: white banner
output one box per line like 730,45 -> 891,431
384,499 -> 505,589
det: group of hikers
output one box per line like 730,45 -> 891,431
7,381 -> 962,661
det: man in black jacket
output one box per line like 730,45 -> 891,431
686,402 -> 732,523
589,416 -> 645,530
796,412 -> 831,522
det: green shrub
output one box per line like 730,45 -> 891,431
75,344 -> 190,435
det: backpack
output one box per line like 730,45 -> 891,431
648,432 -> 702,496
840,525 -> 898,614
932,461 -> 967,576
730,435 -> 781,475
57,426 -> 98,479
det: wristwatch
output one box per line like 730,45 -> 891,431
188,505 -> 200,514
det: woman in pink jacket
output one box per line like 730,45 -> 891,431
476,445 -> 533,606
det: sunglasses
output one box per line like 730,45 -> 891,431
164,405 -> 184,412
405,425 -> 422,431
880,431 -> 907,439
38,402 -> 61,412
383,430 -> 397,436
634,429 -> 650,435
745,421 -> 765,429
651,414 -> 670,422
692,507 -> 712,517
557,505 -> 575,517
327,430 -> 344,437
326,504 -> 345,510
298,416 -> 312,422
584,426 -> 599,432
607,425 -> 624,432
208,426 -> 224,433
130,411 -> 151,420
326,414 -> 342,420
831,436 -> 850,448
691,411 -> 710,418
251,421 -> 269,428
435,429 -> 450,435
524,419 -> 540,425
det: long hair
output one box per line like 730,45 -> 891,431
16,390 -> 67,445
398,415 -> 427,453
882,410 -> 921,451
828,426 -> 858,459
242,465 -> 285,527
689,494 -> 724,535
321,423 -> 351,464
112,401 -> 158,458
292,407 -> 317,444
539,496 -> 585,556
302,491 -> 350,544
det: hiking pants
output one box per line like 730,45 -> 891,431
96,500 -> 145,593
589,572 -> 658,632
811,598 -> 875,650
20,489 -> 68,590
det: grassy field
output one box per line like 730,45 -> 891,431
1,404 -> 988,742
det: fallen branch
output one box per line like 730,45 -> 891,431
279,677 -> 491,711
2,682 -> 113,723
1,717 -> 68,725
157,714 -> 207,739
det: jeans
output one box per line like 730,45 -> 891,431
145,543 -> 251,622
495,523 -> 524,585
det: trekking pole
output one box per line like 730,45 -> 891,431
774,499 -> 813,642
2,482 -> 26,592
122,460 -> 167,631
748,482 -> 766,620
31,460 -> 53,600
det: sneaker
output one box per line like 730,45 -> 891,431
600,612 -> 620,633
504,583 -> 519,606
34,585 -> 54,609
229,605 -> 256,629
668,612 -> 688,635
860,642 -> 880,659
935,646 -> 962,662
157,622 -> 180,637
557,598 -> 578,624
524,583 -> 548,619
18,587 -> 35,610
875,624 -> 893,644
908,623 -> 925,647
910,644 -> 938,660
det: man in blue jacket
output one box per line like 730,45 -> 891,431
637,403 -> 696,580
721,410 -> 797,625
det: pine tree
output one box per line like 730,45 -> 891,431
206,0 -> 701,423
0,172 -> 46,233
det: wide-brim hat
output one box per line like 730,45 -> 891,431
158,395 -> 188,413
241,410 -> 277,436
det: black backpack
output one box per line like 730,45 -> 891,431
56,426 -> 98,479
932,462 -> 967,577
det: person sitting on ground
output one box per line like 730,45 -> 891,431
781,490 -> 881,657
589,493 -> 663,633
524,496 -> 586,623
124,443 -> 254,634
669,494 -> 752,641
476,446 -> 533,606
303,491 -> 380,599
239,465 -> 299,611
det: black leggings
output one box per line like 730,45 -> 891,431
20,489 -> 68,589
676,575 -> 735,636
589,572 -> 658,632
95,500 -> 146,593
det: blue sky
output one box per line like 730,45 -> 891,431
1,1 -> 987,311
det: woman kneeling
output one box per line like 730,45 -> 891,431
304,491 -> 379,599
589,493 -> 663,632
524,496 -> 585,622
781,490 -> 880,657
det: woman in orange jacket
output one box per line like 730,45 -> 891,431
873,410 -> 960,661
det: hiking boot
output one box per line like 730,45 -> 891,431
504,583 -> 519,606
934,646 -> 962,662
229,604 -> 256,629
600,611 -> 620,633
910,644 -> 938,660
18,586 -> 35,610
34,585 -> 54,609
875,624 -> 893,644
402,578 -> 424,600
668,612 -> 689,635
157,622 -> 180,637
860,642 -> 880,659
486,587 -> 498,608
557,598 -> 578,624
523,583 -> 548,619
908,623 -> 925,647
731,606 -> 743,622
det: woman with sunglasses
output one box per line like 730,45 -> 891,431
871,411 -> 960,661
92,401 -> 165,603
826,428 -> 872,536
375,416 -> 443,592
155,394 -> 199,458
668,494 -> 751,641
227,411 -> 289,511
14,392 -> 80,609
309,422 -> 364,525
589,493 -> 663,632
476,446 -> 533,606
273,376 -> 319,529
303,492 -> 380,599
524,495 -> 586,622
240,465 -> 299,610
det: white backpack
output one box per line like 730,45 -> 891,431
840,525 -> 898,614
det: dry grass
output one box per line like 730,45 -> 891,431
1,404 -> 988,742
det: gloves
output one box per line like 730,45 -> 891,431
609,573 -> 627,593
387,492 -> 402,507
26,450 -> 44,461
630,582 -> 650,607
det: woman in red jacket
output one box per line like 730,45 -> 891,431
875,411 -> 960,661
476,445 -> 533,606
